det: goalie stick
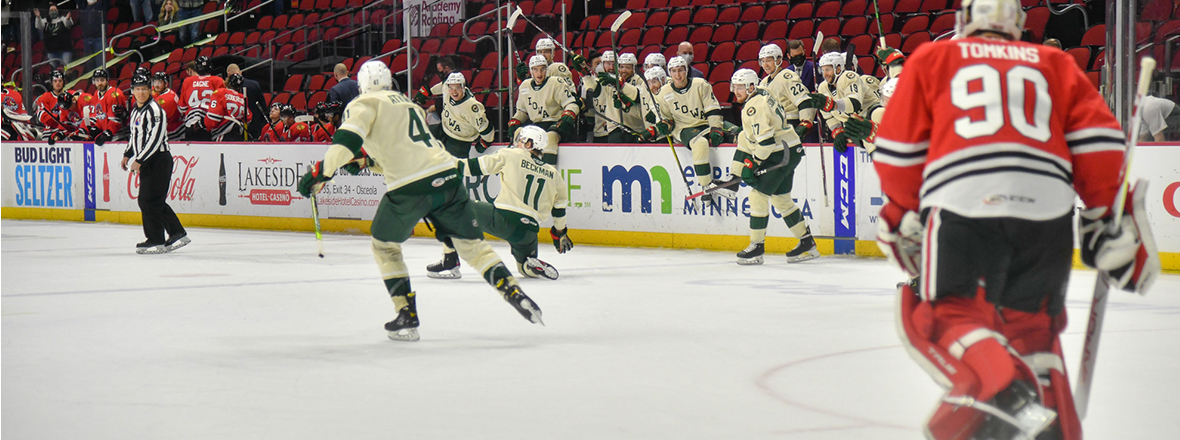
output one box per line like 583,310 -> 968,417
1074,56 -> 1156,419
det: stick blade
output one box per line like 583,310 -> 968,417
507,6 -> 523,29
610,11 -> 633,32
813,31 -> 825,55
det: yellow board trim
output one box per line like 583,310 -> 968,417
4,207 -> 1178,273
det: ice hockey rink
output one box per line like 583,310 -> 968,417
3,219 -> 1178,439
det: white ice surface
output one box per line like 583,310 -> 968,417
2,220 -> 1178,439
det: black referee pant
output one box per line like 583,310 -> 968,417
138,153 -> 186,244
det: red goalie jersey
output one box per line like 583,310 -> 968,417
874,37 -> 1125,222
204,88 -> 248,141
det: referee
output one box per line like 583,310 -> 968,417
122,74 -> 190,254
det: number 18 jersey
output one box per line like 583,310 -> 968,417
873,37 -> 1125,221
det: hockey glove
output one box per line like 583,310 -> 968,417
297,161 -> 332,198
412,86 -> 431,106
596,72 -> 618,88
570,53 -> 588,73
832,126 -> 851,154
705,126 -> 725,147
612,90 -> 635,111
507,118 -> 523,141
1079,180 -> 1161,294
94,129 -> 113,146
473,136 -> 492,153
876,202 -> 923,278
740,159 -> 760,186
339,150 -> 374,175
876,47 -> 906,67
550,226 -> 574,253
552,110 -> 577,133
843,114 -> 878,144
515,62 -> 530,82
806,93 -> 836,112
794,120 -> 814,138
637,128 -> 653,142
651,119 -> 673,137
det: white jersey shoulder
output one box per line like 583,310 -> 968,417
340,91 -> 456,191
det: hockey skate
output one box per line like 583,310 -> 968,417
736,242 -> 765,265
136,240 -> 168,254
519,257 -> 559,280
786,236 -> 819,263
495,278 -> 544,325
426,252 -> 461,279
164,233 -> 190,252
972,380 -> 1057,440
384,306 -> 420,342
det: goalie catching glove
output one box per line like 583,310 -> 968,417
1078,179 -> 1161,294
550,227 -> 574,253
876,202 -> 924,278
297,161 -> 332,198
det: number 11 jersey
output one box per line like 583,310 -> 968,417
873,37 -> 1125,221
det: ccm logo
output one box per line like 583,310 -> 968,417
1164,182 -> 1180,217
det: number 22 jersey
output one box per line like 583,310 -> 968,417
873,37 -> 1125,221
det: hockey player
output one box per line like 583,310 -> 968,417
616,53 -> 648,139
756,44 -> 817,131
88,69 -> 127,142
203,73 -> 248,142
873,0 -> 1160,438
708,69 -> 817,264
585,51 -> 642,143
282,104 -> 313,142
431,72 -> 494,158
427,125 -> 574,280
38,88 -> 84,142
809,52 -> 881,153
516,38 -> 584,83
151,72 -> 184,141
636,66 -> 669,144
2,84 -> 24,114
2,85 -> 37,141
410,55 -> 456,113
643,53 -> 666,76
311,102 -> 336,143
179,56 -> 224,141
260,103 -> 284,142
643,56 -> 727,199
297,60 -> 543,341
509,55 -> 579,165
34,70 -> 71,139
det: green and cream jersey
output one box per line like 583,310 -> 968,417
441,89 -> 494,143
818,70 -> 882,124
760,67 -> 814,122
618,74 -> 648,134
324,90 -> 458,193
548,62 -> 573,82
513,76 -> 579,123
464,147 -> 569,229
738,88 -> 801,161
650,77 -> 723,140
585,73 -> 641,137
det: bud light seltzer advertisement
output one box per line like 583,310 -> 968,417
3,144 -> 82,209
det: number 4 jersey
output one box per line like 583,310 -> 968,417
873,37 -> 1125,221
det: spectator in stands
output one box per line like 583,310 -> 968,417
226,63 -> 266,140
80,0 -> 106,70
786,40 -> 815,92
1042,38 -> 1062,49
34,5 -> 74,67
131,0 -> 154,24
159,0 -> 179,28
328,63 -> 360,106
1139,95 -> 1178,142
176,0 -> 204,45
676,42 -> 704,79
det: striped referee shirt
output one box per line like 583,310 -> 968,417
124,99 -> 169,163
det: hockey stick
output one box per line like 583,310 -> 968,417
1074,56 -> 1155,419
685,158 -> 794,201
607,11 -> 632,122
585,104 -> 644,138
870,0 -> 887,48
512,6 -> 580,60
813,32 -> 831,208
310,188 -> 325,258
636,61 -> 696,203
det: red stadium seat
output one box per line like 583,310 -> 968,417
896,0 -> 921,13
315,0 -> 330,10
738,60 -> 759,73
735,41 -> 761,61
601,13 -> 620,29
649,0 -> 669,8
307,74 -> 326,91
870,14 -> 895,34
718,6 -> 741,23
763,21 -> 789,41
789,20 -> 815,40
594,32 -> 613,49
472,70 -> 495,90
817,18 -> 841,38
1066,47 -> 1091,70
682,26 -> 707,46
642,27 -> 665,46
709,62 -> 735,84
581,16 -> 600,31
166,48 -> 183,64
284,75 -> 304,92
646,11 -> 668,28
842,0 -> 868,16
212,47 -> 229,57
308,91 -> 327,108
272,92 -> 291,105
691,0 -> 711,6
288,14 -> 305,28
518,0 -> 535,15
884,33 -> 903,50
901,15 -> 930,36
272,15 -> 289,29
920,0 -> 947,13
693,62 -> 709,78
901,31 -> 931,53
1080,24 -> 1105,46
639,45 -> 662,62
668,9 -> 691,26
842,16 -> 868,36
289,93 -> 308,111
626,0 -> 647,9
736,23 -> 760,42
710,42 -> 736,62
420,39 -> 441,55
620,28 -> 641,46
693,7 -> 718,24
668,0 -> 688,7
788,3 -> 813,19
622,12 -> 645,29
713,24 -> 736,43
440,38 -> 460,55
847,34 -> 874,55
459,39 -> 477,55
740,5 -> 764,22
213,33 -> 230,47
1092,49 -> 1105,70
816,2 -> 842,18
857,55 -> 874,76
227,32 -> 245,45
1156,20 -> 1180,42
713,81 -> 731,104
765,4 -> 790,22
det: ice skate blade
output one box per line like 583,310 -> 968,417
787,249 -> 820,263
136,245 -> 167,254
737,256 -> 764,265
165,236 -> 190,252
426,270 -> 461,279
519,298 -> 544,325
386,328 -> 420,342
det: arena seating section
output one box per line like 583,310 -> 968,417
4,0 -> 1178,115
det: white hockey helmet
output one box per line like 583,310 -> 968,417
644,66 -> 667,82
602,50 -> 616,63
667,55 -> 688,71
536,38 -> 556,51
758,44 -> 784,61
357,59 -> 392,94
444,72 -> 466,86
644,53 -> 666,69
818,52 -> 845,70
529,54 -> 548,69
956,0 -> 1026,41
730,68 -> 759,90
618,53 -> 637,66
880,77 -> 900,107
516,125 -> 549,152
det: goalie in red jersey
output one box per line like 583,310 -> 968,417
872,0 -> 1160,439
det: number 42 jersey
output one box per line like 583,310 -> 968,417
873,37 -> 1125,221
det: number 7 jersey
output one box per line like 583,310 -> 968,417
873,37 -> 1125,221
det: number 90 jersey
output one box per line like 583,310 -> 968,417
874,37 -> 1125,221
337,91 -> 458,192
464,147 -> 569,225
